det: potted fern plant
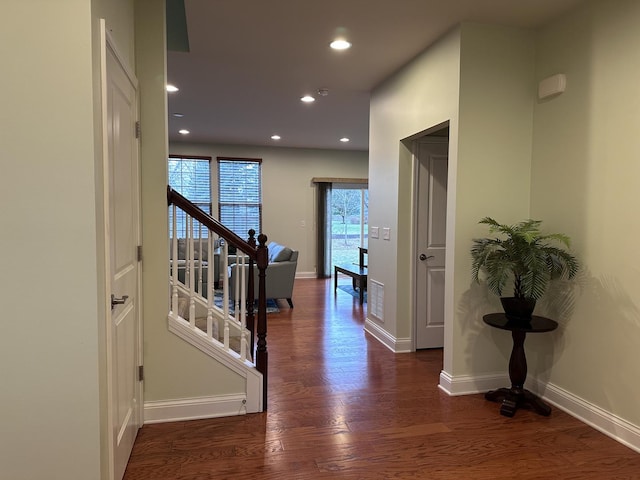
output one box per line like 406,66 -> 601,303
470,217 -> 579,320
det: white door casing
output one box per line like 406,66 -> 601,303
102,22 -> 142,480
415,138 -> 448,349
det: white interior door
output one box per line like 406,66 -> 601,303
104,29 -> 141,480
415,138 -> 448,349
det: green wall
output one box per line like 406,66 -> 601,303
531,0 -> 640,426
454,24 -> 536,376
1,1 -> 101,478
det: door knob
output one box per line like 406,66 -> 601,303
111,294 -> 129,310
419,254 -> 434,261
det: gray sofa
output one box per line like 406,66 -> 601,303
228,241 -> 298,308
170,238 -> 220,297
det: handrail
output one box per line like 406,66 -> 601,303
167,185 -> 270,409
167,186 -> 256,260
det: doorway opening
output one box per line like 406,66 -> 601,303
331,185 -> 369,266
314,179 -> 368,279
413,125 -> 450,351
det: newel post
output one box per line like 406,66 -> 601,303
256,233 -> 269,409
246,229 -> 256,359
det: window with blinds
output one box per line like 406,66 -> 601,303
217,157 -> 262,238
168,155 -> 212,238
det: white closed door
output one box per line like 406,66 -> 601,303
104,31 -> 142,480
415,139 -> 448,349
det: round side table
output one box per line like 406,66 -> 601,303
483,313 -> 558,417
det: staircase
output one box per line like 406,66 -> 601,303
167,187 -> 269,412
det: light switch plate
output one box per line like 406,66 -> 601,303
371,226 -> 379,239
383,227 -> 391,240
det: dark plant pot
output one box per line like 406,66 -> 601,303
500,297 -> 536,320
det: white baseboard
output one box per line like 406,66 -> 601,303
532,380 -> 640,454
438,370 -> 507,396
395,338 -> 412,353
439,372 -> 640,454
364,318 -> 412,353
295,271 -> 316,279
144,394 -> 248,424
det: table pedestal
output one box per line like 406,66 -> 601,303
483,313 -> 557,418
484,331 -> 551,417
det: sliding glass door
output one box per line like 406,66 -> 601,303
315,180 -> 368,277
330,185 -> 368,266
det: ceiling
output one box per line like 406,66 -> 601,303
167,0 -> 585,151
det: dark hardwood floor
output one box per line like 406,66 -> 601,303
124,278 -> 640,479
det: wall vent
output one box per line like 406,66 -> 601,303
369,279 -> 384,321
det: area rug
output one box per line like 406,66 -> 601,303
337,284 -> 367,303
213,290 -> 280,314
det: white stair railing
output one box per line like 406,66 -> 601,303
169,203 -> 251,360
167,186 -> 269,411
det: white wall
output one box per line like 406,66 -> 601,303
531,0 -> 640,427
368,23 -> 537,376
0,1 -> 101,478
453,24 -> 536,376
93,0 -> 135,67
368,28 -> 461,351
169,142 -> 369,276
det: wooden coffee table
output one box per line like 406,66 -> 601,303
334,264 -> 367,305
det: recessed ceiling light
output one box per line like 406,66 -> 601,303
178,129 -> 190,135
271,135 -> 281,140
301,95 -> 315,103
172,112 -> 184,117
166,84 -> 179,93
330,39 -> 351,50
340,137 -> 350,143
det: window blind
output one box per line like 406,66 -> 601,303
218,157 -> 262,238
168,155 -> 212,237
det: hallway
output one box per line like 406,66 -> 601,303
124,278 -> 640,479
